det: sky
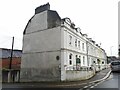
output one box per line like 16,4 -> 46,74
0,0 -> 119,56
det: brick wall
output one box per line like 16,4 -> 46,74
1,57 -> 21,69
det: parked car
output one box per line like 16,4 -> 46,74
110,61 -> 120,72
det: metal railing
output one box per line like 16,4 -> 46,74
65,65 -> 94,71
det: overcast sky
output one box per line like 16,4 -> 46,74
0,0 -> 119,56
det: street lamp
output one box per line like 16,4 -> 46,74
110,46 -> 113,56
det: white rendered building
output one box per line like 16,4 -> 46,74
20,3 -> 107,82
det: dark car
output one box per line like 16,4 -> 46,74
110,61 -> 120,72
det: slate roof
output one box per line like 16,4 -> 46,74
0,48 -> 22,58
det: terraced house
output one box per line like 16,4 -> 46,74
20,3 -> 107,82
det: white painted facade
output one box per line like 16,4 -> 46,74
61,19 -> 87,69
60,18 -> 107,80
61,18 -> 107,69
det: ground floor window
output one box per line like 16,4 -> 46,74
69,60 -> 72,65
69,53 -> 72,65
83,56 -> 85,65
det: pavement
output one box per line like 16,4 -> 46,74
39,68 -> 111,87
3,67 -> 111,88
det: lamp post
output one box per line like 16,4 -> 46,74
110,46 -> 113,56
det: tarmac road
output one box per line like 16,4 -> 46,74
2,68 -> 112,90
79,72 -> 120,90
94,72 -> 120,89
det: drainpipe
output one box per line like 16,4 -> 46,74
86,41 -> 89,67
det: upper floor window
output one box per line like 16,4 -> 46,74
82,43 -> 85,51
78,41 -> 80,49
75,39 -> 77,47
69,35 -> 72,45
93,61 -> 96,64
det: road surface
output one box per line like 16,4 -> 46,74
2,70 -> 120,90
79,72 -> 120,90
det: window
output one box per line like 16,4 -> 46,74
69,60 -> 72,65
93,61 -> 96,64
83,56 -> 85,65
97,59 -> 100,64
76,55 -> 81,64
76,55 -> 78,60
82,43 -> 84,51
56,56 -> 59,60
69,53 -> 72,65
75,39 -> 77,47
69,35 -> 72,45
111,61 -> 120,65
91,47 -> 93,53
69,53 -> 72,59
102,61 -> 104,64
78,41 -> 80,49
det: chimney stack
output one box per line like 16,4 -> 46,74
35,3 -> 50,14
